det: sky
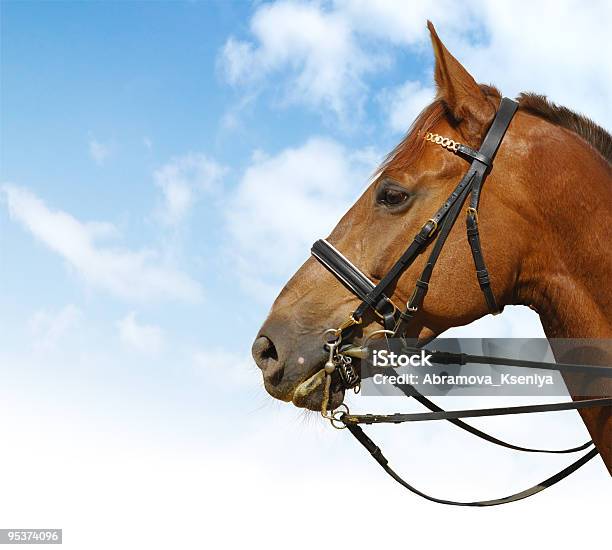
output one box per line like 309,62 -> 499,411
0,1 -> 610,549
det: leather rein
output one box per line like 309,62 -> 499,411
304,98 -> 612,506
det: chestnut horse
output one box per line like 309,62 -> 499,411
252,23 -> 612,474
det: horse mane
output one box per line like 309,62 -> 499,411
517,92 -> 612,164
380,86 -> 611,174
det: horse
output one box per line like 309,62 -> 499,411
251,22 -> 612,476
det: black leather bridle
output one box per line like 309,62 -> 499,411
312,97 -> 518,339
305,98 -> 612,505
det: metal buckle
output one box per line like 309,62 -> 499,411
466,207 -> 479,222
405,287 -> 419,313
420,218 -> 438,237
373,300 -> 398,322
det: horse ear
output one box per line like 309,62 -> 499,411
427,21 -> 496,141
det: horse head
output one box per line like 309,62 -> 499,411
252,22 -> 612,426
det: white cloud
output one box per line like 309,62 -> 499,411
222,37 -> 256,85
193,349 -> 259,389
220,0 -> 383,121
153,153 -> 226,226
0,363 -> 607,550
2,184 -> 203,303
380,80 -> 436,134
29,304 -> 83,350
225,137 -> 380,300
333,0 -> 465,45
88,139 -> 111,165
220,0 -> 611,129
217,0 -> 460,122
453,0 -> 612,128
117,312 -> 165,356
444,305 -> 547,339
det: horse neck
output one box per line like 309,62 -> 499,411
514,131 -> 612,340
511,127 -> 612,474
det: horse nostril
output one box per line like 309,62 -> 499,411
252,336 -> 283,385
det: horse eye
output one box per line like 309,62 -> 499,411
377,186 -> 410,207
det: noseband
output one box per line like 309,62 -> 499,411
306,98 -> 612,506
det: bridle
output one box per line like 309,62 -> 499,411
304,97 -> 612,505
313,98 -> 517,344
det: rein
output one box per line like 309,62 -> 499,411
305,98 -> 612,505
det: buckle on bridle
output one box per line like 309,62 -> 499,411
405,287 -> 420,314
466,207 -> 479,221
420,218 -> 438,238
373,300 -> 398,322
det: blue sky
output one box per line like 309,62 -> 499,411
1,1 -> 424,346
1,1 -> 610,549
1,0 -> 447,366
3,2 -> 240,363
